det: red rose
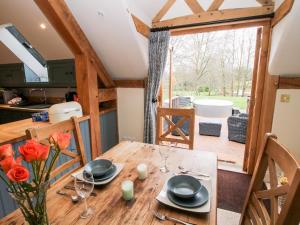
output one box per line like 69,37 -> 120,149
7,165 -> 30,183
0,144 -> 14,160
0,156 -> 22,173
19,140 -> 50,162
51,132 -> 72,150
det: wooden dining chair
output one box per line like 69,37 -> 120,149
156,107 -> 195,150
239,133 -> 300,225
26,116 -> 87,184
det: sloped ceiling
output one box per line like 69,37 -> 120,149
0,0 -> 73,64
65,0 -> 263,79
0,0 -> 277,80
65,0 -> 148,79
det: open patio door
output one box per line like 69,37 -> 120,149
243,24 -> 271,174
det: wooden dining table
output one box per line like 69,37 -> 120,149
1,141 -> 217,225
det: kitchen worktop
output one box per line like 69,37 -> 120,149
0,104 -> 48,112
0,119 -> 50,144
0,116 -> 89,145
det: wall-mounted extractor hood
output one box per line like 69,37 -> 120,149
0,23 -> 48,82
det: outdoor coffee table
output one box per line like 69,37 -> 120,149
193,99 -> 233,118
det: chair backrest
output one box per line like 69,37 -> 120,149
26,116 -> 87,183
239,133 -> 300,225
156,107 -> 195,149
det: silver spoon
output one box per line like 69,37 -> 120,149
56,190 -> 81,203
178,166 -> 210,177
154,211 -> 196,225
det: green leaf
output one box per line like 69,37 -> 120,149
21,182 -> 35,192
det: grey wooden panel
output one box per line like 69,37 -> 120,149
0,141 -> 24,218
100,111 -> 119,153
80,120 -> 92,162
47,59 -> 76,87
0,120 -> 91,219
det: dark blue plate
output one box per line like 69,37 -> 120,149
167,175 -> 202,199
167,185 -> 209,208
84,164 -> 117,182
84,159 -> 113,178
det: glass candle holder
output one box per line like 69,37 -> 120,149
137,163 -> 148,180
121,180 -> 134,201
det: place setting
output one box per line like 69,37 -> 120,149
156,173 -> 211,214
151,146 -> 212,225
55,159 -> 124,219
72,158 -> 124,186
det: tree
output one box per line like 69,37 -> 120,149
235,30 -> 246,96
241,32 -> 255,97
190,33 -> 215,82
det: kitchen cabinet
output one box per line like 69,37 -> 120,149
0,109 -> 34,124
0,59 -> 76,88
47,59 -> 76,87
0,64 -> 25,88
100,110 -> 118,153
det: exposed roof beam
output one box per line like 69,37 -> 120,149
152,6 -> 274,28
256,0 -> 274,6
131,14 -> 150,39
184,0 -> 204,14
272,0 -> 294,26
34,0 -> 115,87
152,0 -> 176,22
208,0 -> 224,11
171,19 -> 270,36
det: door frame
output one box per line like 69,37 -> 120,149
159,19 -> 274,174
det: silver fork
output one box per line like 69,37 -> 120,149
178,166 -> 210,178
173,173 -> 210,181
154,211 -> 196,225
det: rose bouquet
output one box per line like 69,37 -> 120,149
0,132 -> 71,225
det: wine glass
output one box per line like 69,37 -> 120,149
158,146 -> 169,173
74,171 -> 94,219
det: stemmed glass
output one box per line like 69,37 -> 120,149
75,171 -> 94,219
158,146 -> 169,173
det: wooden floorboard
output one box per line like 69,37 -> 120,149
162,116 -> 245,171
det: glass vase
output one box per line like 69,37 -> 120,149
9,181 -> 50,225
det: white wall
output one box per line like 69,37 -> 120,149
269,0 -> 300,76
269,1 -> 300,161
272,89 -> 300,160
117,88 -> 144,142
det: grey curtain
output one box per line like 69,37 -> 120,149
144,31 -> 170,143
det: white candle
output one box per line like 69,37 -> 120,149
121,180 -> 134,201
137,163 -> 148,180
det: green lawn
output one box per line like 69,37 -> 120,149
171,90 -> 248,110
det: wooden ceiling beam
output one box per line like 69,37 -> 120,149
171,19 -> 270,36
208,0 -> 224,11
152,6 -> 274,28
114,79 -> 145,88
272,0 -> 294,27
34,0 -> 115,87
131,14 -> 150,38
184,0 -> 204,14
256,0 -> 274,6
153,0 -> 176,23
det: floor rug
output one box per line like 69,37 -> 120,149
217,169 -> 251,213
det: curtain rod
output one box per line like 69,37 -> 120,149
150,13 -> 274,32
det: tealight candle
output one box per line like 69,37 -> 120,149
137,163 -> 148,180
121,180 -> 134,201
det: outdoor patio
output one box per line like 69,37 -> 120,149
162,97 -> 247,171
194,116 -> 245,171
